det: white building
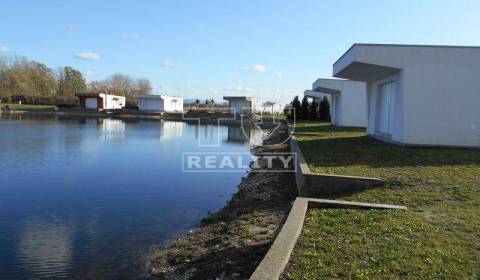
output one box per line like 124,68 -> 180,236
261,101 -> 285,114
304,90 -> 330,103
138,95 -> 183,112
309,79 -> 367,127
223,96 -> 261,114
333,43 -> 480,148
76,93 -> 125,110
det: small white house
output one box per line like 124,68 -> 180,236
309,79 -> 367,127
223,96 -> 261,114
138,95 -> 183,112
76,93 -> 125,110
333,43 -> 480,148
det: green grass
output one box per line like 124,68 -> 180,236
285,121 -> 480,279
1,103 -> 56,111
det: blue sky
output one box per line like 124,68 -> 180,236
1,0 -> 480,103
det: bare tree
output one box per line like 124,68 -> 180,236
135,78 -> 152,95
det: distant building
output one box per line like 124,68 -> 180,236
310,79 -> 367,127
304,89 -> 330,114
261,101 -> 285,114
76,93 -> 125,110
138,95 -> 183,112
304,90 -> 330,103
333,43 -> 480,147
223,96 -> 261,114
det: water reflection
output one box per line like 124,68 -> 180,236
16,217 -> 74,279
227,125 -> 263,145
98,118 -> 126,141
0,115 -> 261,279
160,121 -> 184,139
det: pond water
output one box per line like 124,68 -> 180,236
0,114 -> 262,279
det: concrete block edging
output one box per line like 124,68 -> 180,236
250,198 -> 407,280
288,126 -> 384,197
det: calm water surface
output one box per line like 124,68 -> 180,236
0,114 -> 262,279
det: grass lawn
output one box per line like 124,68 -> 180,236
284,121 -> 480,279
1,103 -> 56,111
2,103 -> 56,111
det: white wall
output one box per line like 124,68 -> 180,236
312,79 -> 367,127
161,96 -> 183,112
138,96 -> 183,112
334,45 -> 480,147
101,94 -> 125,109
401,48 -> 480,147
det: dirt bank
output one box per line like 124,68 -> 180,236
150,124 -> 297,280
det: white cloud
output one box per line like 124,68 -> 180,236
162,59 -> 182,69
121,32 -> 142,40
273,70 -> 283,77
0,46 -> 11,53
242,64 -> 267,73
74,52 -> 101,61
66,24 -> 77,33
223,86 -> 254,93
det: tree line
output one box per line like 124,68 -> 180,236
0,55 -> 152,107
285,95 -> 331,121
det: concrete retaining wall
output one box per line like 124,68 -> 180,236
289,134 -> 383,197
250,198 -> 407,280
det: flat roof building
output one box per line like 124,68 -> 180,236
223,96 -> 261,114
333,44 -> 480,148
76,93 -> 125,110
138,95 -> 183,112
308,79 -> 367,127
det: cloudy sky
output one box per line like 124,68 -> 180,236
1,0 -> 480,103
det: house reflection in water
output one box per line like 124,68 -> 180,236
192,124 -> 228,146
99,118 -> 126,141
227,125 -> 263,145
160,121 -> 184,139
16,216 -> 74,279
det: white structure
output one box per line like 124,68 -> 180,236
138,95 -> 183,112
309,79 -> 367,127
261,101 -> 285,114
223,96 -> 261,114
304,90 -> 329,103
333,44 -> 480,148
76,93 -> 125,110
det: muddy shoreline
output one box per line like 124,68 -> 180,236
149,124 -> 297,280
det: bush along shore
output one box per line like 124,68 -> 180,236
150,123 -> 297,280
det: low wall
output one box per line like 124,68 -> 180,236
250,125 -> 403,280
289,134 -> 383,197
250,198 -> 407,280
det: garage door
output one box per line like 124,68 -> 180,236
85,98 -> 98,109
377,82 -> 396,135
